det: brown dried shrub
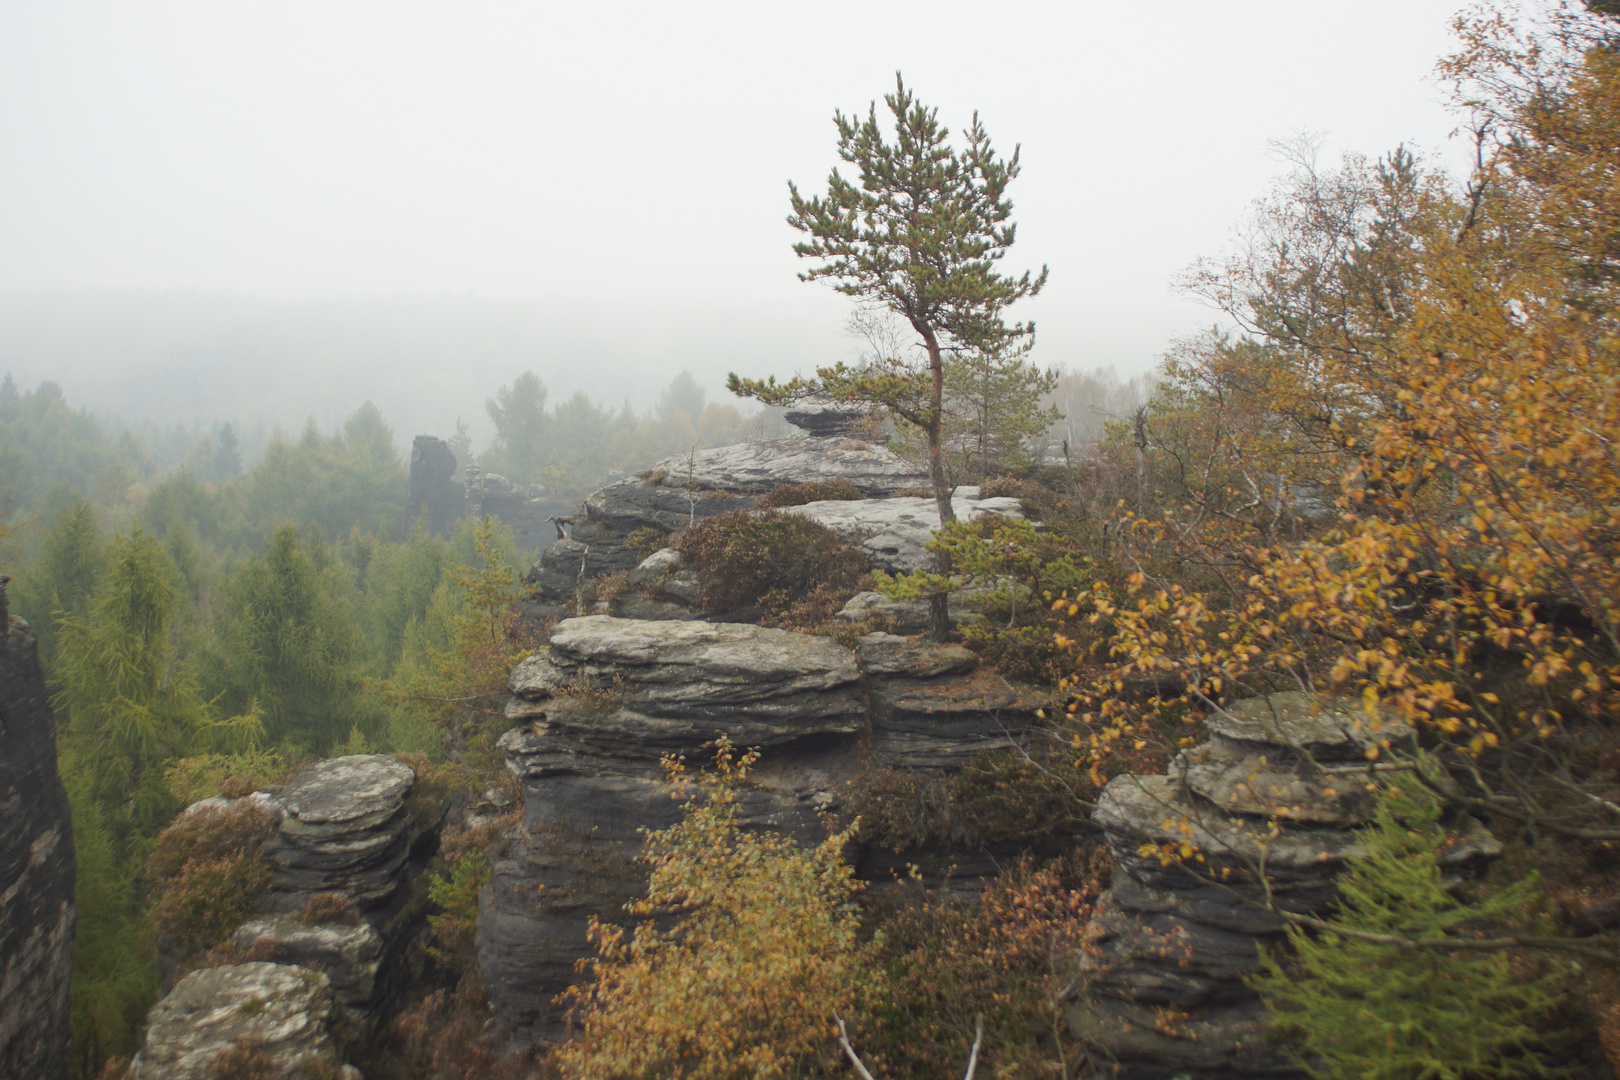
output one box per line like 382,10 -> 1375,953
754,478 -> 866,509
624,527 -> 672,561
294,892 -> 360,927
145,803 -> 277,960
672,509 -> 866,619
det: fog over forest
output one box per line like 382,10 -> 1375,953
16,3 -> 1614,1079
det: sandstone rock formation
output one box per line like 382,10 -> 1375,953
262,755 -> 442,1044
268,756 -> 420,912
234,917 -> 383,1041
405,435 -> 465,537
781,489 -> 1024,572
127,963 -> 357,1080
1070,692 -> 1500,1079
480,616 -> 1046,1044
783,405 -> 874,439
143,754 -> 445,1073
526,435 -> 927,602
0,576 -> 76,1080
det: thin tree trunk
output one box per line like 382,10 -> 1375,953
920,324 -> 954,642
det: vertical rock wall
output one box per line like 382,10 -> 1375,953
0,577 -> 77,1080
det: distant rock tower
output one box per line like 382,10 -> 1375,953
404,435 -> 466,536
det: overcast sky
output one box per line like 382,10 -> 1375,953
0,0 -> 1479,435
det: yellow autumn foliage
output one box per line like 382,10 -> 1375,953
553,739 -> 872,1080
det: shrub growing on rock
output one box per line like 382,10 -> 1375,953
144,802 -> 277,963
623,526 -> 672,561
859,848 -> 1109,1078
755,478 -> 866,509
672,509 -> 867,621
554,740 -> 871,1079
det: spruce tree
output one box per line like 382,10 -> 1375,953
1252,776 -> 1563,1079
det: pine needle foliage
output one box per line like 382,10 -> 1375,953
1252,777 -> 1564,1080
555,739 -> 872,1080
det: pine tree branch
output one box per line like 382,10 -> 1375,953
1272,909 -> 1620,962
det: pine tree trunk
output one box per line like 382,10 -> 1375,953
921,325 -> 954,642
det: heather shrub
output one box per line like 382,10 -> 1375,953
858,848 -> 1109,1078
144,802 -> 277,962
672,509 -> 866,619
294,892 -> 359,927
755,478 -> 866,508
850,749 -> 1092,853
623,527 -> 671,561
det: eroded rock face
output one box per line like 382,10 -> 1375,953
482,615 -> 1047,1045
269,756 -> 419,912
781,493 -> 1024,572
234,917 -> 383,1038
0,597 -> 76,1080
1070,691 -> 1497,1079
127,963 -> 355,1080
526,435 -> 927,602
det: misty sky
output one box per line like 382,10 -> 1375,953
0,0 -> 1478,442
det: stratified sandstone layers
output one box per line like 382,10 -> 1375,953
0,578 -> 76,1080
526,435 -> 928,602
127,963 -> 356,1080
480,616 -> 1046,1044
1070,692 -> 1500,1079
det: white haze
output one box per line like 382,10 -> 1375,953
0,0 -> 1475,446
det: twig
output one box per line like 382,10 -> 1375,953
962,1012 -> 985,1080
833,1014 -> 877,1080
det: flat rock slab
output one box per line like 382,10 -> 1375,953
868,675 -> 1042,769
1095,774 -> 1366,881
281,756 -> 415,826
510,617 -> 861,710
127,963 -> 351,1080
1176,741 -> 1379,826
1211,691 -> 1415,760
857,632 -> 977,679
648,435 -> 925,495
781,495 -> 1024,573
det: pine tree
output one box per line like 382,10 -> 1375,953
213,422 -> 242,481
729,73 -> 1047,528
484,371 -> 549,484
1252,777 -> 1563,1079
943,340 -> 1059,476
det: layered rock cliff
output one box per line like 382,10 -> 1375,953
1070,692 -> 1503,1079
130,755 -> 448,1077
0,576 -> 77,1080
478,615 -> 1046,1044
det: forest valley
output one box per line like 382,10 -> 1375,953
7,1 -> 1620,1078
